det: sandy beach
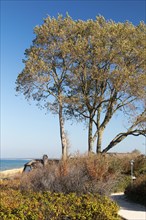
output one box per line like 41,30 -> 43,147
0,168 -> 23,179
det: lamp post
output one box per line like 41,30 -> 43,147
130,160 -> 136,185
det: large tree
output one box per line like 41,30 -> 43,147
16,15 -> 146,156
16,15 -> 77,160
65,17 -> 146,153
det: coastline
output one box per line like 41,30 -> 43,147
0,167 -> 23,179
0,159 -> 30,172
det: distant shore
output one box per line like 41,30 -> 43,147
0,168 -> 23,179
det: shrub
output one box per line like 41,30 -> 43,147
106,153 -> 146,177
0,186 -> 120,220
21,153 -> 146,195
113,175 -> 131,193
20,154 -> 120,195
125,175 -> 146,206
0,178 -> 20,191
133,155 -> 146,176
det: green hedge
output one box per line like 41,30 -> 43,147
125,175 -> 146,206
113,175 -> 131,193
0,189 -> 120,220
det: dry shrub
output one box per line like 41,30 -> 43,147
133,155 -> 146,175
0,178 -> 21,191
20,154 -> 120,195
106,152 -> 145,176
20,162 -> 59,192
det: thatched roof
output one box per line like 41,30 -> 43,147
23,155 -> 60,172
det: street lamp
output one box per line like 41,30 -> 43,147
130,160 -> 136,185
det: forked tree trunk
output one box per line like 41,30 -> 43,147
88,117 -> 93,153
59,101 -> 67,160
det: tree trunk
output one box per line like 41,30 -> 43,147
96,105 -> 103,154
59,101 -> 67,160
96,128 -> 104,154
88,117 -> 93,153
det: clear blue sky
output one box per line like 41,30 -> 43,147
1,0 -> 146,159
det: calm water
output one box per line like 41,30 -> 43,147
0,159 -> 31,171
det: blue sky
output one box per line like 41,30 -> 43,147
1,0 -> 146,159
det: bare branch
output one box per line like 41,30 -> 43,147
102,128 -> 146,153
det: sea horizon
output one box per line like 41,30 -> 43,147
0,157 -> 61,171
1,157 -> 33,160
0,159 -> 31,171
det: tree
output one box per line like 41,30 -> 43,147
16,15 -> 77,160
65,17 -> 146,153
16,15 -> 146,156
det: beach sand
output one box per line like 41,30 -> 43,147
0,168 -> 23,179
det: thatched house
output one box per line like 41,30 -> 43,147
23,155 -> 59,172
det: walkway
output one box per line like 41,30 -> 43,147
111,193 -> 146,220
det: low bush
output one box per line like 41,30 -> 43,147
113,175 -> 131,193
133,155 -> 146,176
21,153 -> 146,195
106,152 -> 145,175
125,175 -> 146,206
0,178 -> 20,191
20,154 -> 120,195
0,186 -> 120,220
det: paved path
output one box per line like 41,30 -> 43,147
111,193 -> 146,220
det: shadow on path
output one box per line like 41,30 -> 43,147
111,193 -> 146,220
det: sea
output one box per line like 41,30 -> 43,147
0,159 -> 31,171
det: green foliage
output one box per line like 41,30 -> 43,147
104,154 -> 146,193
125,175 -> 146,206
0,185 -> 120,220
113,175 -> 131,193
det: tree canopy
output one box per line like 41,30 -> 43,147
16,15 -> 146,157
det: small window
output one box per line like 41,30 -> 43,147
24,165 -> 32,172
